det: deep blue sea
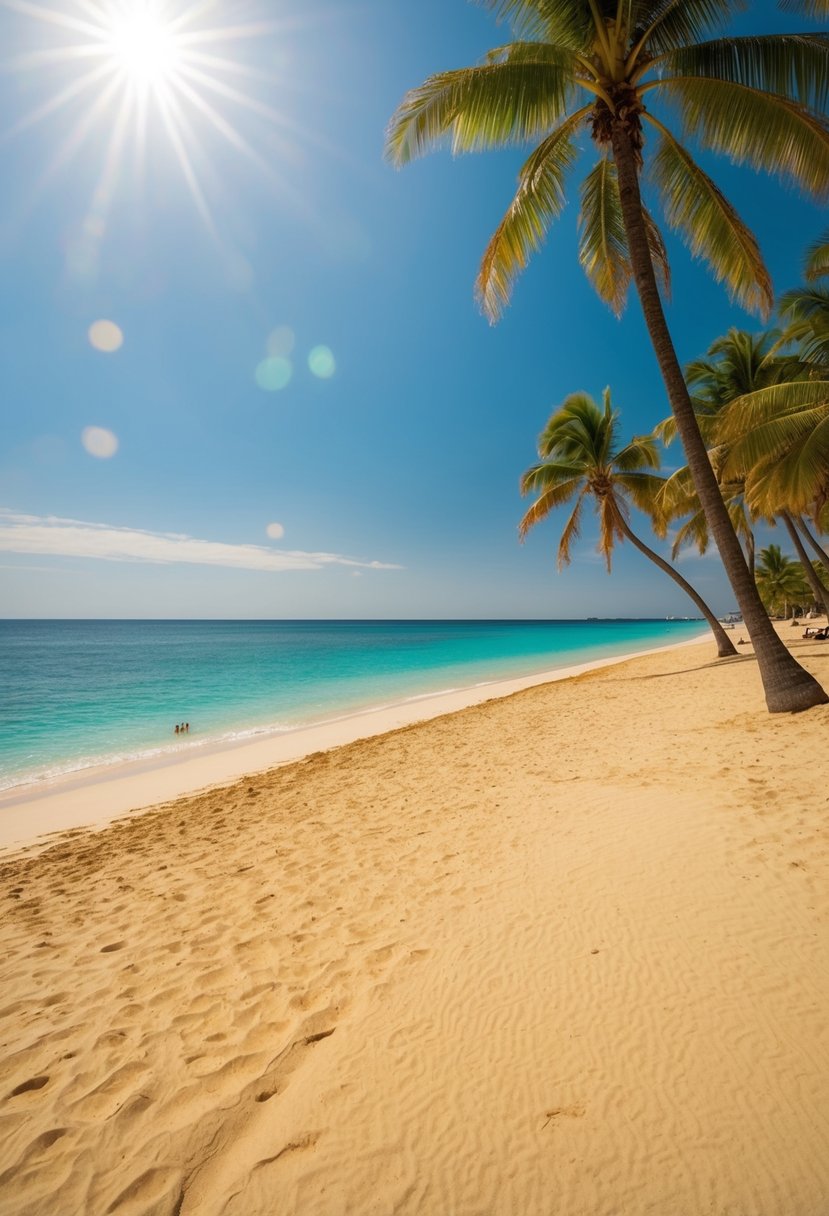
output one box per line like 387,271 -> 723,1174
0,619 -> 706,793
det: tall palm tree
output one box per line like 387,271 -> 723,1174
519,390 -> 738,656
387,0 -> 829,710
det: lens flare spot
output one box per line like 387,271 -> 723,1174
255,357 -> 292,392
266,521 -> 285,540
82,426 -> 119,459
267,326 -> 295,357
88,320 -> 123,353
308,345 -> 335,379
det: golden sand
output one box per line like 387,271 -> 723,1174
1,625 -> 828,1215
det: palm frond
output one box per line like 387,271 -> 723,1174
578,157 -> 632,316
385,59 -> 577,166
647,121 -> 773,316
671,509 -> 711,558
804,227 -> 829,281
476,110 -> 587,320
659,35 -> 829,111
613,433 -> 662,470
777,285 -> 829,364
479,0 -> 594,49
654,75 -> 829,201
556,494 -> 587,568
778,285 -> 829,323
576,156 -> 671,314
614,469 -> 668,512
716,380 -> 829,442
745,416 -> 829,514
643,206 -> 672,299
778,0 -> 829,20
652,414 -> 677,445
597,493 -> 625,570
626,0 -> 738,63
657,464 -> 700,517
482,40 -> 588,68
536,390 -> 609,458
519,461 -> 585,497
721,403 -> 829,485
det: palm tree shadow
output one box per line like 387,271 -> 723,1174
613,647 -> 829,681
600,654 -> 757,681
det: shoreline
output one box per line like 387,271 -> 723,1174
0,629 -> 709,852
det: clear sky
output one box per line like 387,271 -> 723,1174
0,0 -> 824,619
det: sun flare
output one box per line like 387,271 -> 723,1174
104,5 -> 183,91
3,1 -> 286,242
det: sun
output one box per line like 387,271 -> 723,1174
104,5 -> 183,91
3,1 -> 288,239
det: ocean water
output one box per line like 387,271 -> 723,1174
0,618 -> 707,793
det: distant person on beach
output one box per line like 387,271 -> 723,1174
174,724 -> 180,734
185,722 -> 189,733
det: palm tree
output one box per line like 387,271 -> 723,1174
755,544 -> 811,618
519,390 -> 737,656
779,511 -> 829,614
655,326 -> 803,574
387,0 -> 829,711
652,322 -> 829,612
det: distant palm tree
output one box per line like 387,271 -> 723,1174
657,326 -> 829,609
654,327 -> 792,576
779,511 -> 829,614
387,0 -> 829,710
519,390 -> 737,657
755,544 -> 811,618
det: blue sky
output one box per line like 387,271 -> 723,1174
0,0 -> 824,619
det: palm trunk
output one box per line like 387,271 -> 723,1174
795,515 -> 829,577
609,123 -> 827,711
784,513 -> 829,614
613,510 -> 738,656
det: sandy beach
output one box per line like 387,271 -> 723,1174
2,623 -> 828,1215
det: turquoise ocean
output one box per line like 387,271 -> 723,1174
0,618 -> 707,793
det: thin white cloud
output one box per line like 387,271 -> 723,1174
0,510 -> 402,573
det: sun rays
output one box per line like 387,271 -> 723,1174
2,0 -> 288,245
